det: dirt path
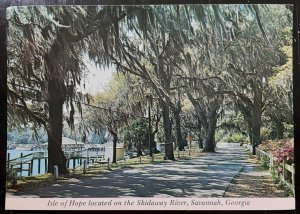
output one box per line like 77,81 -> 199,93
223,154 -> 289,197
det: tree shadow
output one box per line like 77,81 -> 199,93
10,145 -> 248,198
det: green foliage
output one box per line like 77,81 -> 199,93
283,123 -> 293,139
223,133 -> 246,143
123,118 -> 149,151
271,170 -> 280,184
156,125 -> 165,144
260,156 -> 269,169
258,139 -> 294,181
7,4 -> 293,168
215,130 -> 225,142
260,127 -> 272,141
217,111 -> 249,143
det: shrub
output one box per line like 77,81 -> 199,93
283,123 -> 293,139
260,127 -> 272,141
215,130 -> 225,142
258,138 -> 294,178
223,133 -> 246,143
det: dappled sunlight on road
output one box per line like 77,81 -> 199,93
7,143 -> 248,198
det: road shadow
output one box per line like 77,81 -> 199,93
8,144 -> 247,198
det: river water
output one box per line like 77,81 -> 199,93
6,150 -> 87,176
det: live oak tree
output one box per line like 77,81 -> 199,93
6,4 -> 292,172
167,4 -> 292,153
83,72 -> 162,162
171,82 -> 186,151
169,5 -> 229,152
109,5 -> 235,155
265,34 -> 293,140
123,118 -> 149,157
124,75 -> 163,155
221,5 -> 292,153
181,98 -> 203,148
109,6 -> 181,160
82,73 -> 132,163
7,5 -> 126,174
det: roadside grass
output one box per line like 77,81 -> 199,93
256,157 -> 294,197
6,173 -> 55,193
6,146 -> 202,193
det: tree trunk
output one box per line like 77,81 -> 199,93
274,120 -> 284,139
150,133 -> 159,153
148,101 -> 152,157
161,101 -> 175,160
197,118 -> 203,149
136,143 -> 143,157
251,108 -> 262,155
47,79 -> 67,175
174,109 -> 184,151
150,113 -> 161,154
202,109 -> 217,153
150,132 -> 158,154
247,120 -> 253,144
112,134 -> 118,163
198,133 -> 203,149
108,129 -> 118,163
250,83 -> 263,155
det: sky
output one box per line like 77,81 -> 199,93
80,59 -> 115,94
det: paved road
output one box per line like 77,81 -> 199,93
7,143 -> 248,198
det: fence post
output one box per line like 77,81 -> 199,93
123,156 -> 126,167
44,158 -> 48,173
53,165 -> 59,180
139,156 -> 142,164
30,159 -> 33,176
12,169 -> 17,187
83,160 -> 86,174
269,153 -> 273,172
107,158 -> 110,170
20,153 -> 23,175
38,158 -> 41,174
152,153 -> 154,162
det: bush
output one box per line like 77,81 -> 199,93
258,138 -> 294,177
283,123 -> 293,139
215,130 -> 225,142
223,133 -> 246,143
260,127 -> 272,141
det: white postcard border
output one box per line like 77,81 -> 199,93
5,197 -> 295,210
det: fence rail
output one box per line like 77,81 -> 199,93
249,145 -> 295,196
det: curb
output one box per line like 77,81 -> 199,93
222,164 -> 245,197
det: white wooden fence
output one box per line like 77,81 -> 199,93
253,146 -> 295,195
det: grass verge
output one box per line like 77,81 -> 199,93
6,147 -> 203,193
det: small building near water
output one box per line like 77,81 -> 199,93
100,142 -> 124,161
105,146 -> 124,162
40,138 -> 124,161
42,137 -> 85,157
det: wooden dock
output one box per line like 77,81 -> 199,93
7,151 -> 106,177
